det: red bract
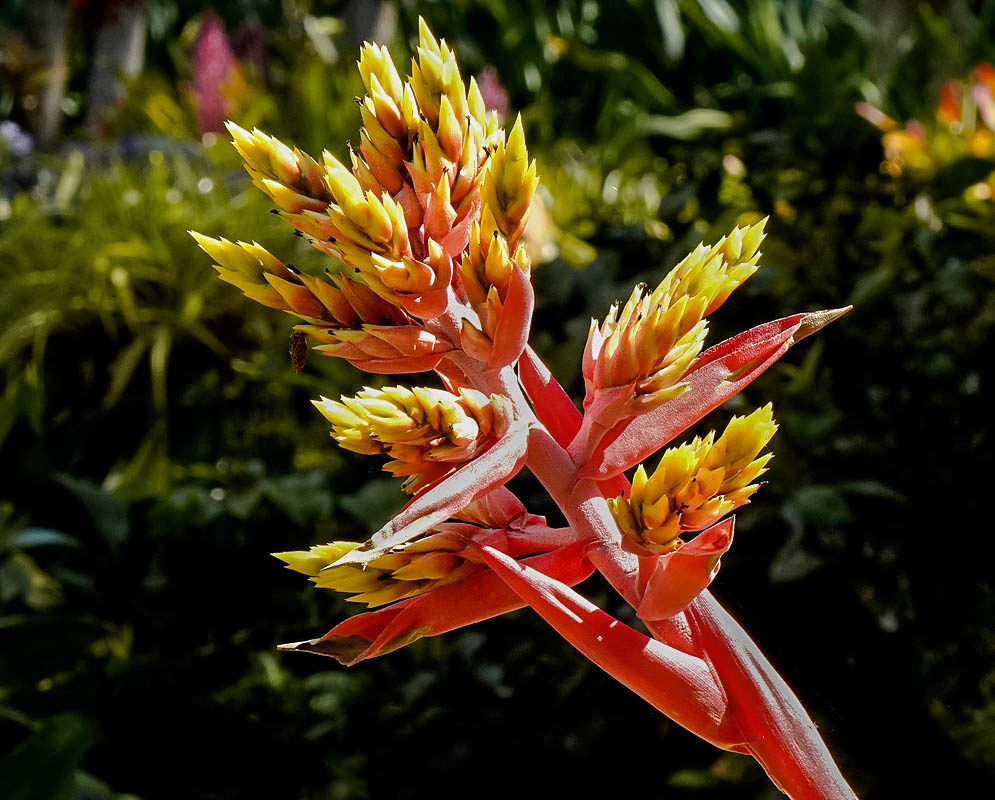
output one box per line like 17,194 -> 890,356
193,19 -> 858,799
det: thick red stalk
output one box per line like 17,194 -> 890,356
474,543 -> 742,749
681,592 -> 859,799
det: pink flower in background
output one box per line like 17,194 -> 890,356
476,66 -> 509,120
192,12 -> 242,134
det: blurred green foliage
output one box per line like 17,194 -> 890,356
1,1 -> 995,798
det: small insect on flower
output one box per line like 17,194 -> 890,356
289,330 -> 308,372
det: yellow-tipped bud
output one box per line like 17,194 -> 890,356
358,43 -> 405,109
481,115 -> 538,248
312,385 -> 509,491
585,219 -> 768,403
608,406 -> 776,555
275,527 -> 483,608
225,121 -> 331,206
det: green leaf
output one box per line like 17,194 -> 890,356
261,469 -> 333,526
338,478 -> 405,533
6,528 -> 80,550
0,713 -> 93,800
634,109 -> 734,140
54,475 -> 130,545
789,485 -> 853,525
102,420 -> 170,501
102,336 -> 149,410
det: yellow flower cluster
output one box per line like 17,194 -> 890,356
584,220 -> 766,409
313,386 -> 509,492
190,233 -> 452,366
274,530 -> 481,607
609,405 -> 776,555
219,20 -> 515,317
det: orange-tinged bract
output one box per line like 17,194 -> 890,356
192,19 -> 856,800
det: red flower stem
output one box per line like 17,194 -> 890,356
447,352 -> 644,607
444,346 -> 856,799
682,591 -> 859,800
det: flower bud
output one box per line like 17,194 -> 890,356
608,405 -> 776,555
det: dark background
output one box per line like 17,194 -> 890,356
1,1 -> 994,797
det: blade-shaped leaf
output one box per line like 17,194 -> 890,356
519,345 -> 583,446
581,310 -> 847,479
279,542 -> 594,664
474,543 -> 744,750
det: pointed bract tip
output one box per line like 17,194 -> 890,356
277,636 -> 369,664
789,306 -> 851,346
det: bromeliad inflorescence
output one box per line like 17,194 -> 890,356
192,20 -> 857,800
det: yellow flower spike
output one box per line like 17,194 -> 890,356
409,19 -> 468,133
437,94 -> 464,163
467,76 -> 487,127
322,151 -> 369,222
193,233 -> 334,317
609,408 -> 776,554
358,43 -> 405,107
225,122 -> 331,209
363,190 -> 394,246
225,120 -> 270,168
366,73 -> 406,140
273,542 -> 360,576
587,220 -> 769,409
311,397 -> 368,434
720,453 -> 772,493
359,102 -> 406,166
703,404 -> 777,473
314,385 -> 507,484
189,233 -> 263,279
481,116 -> 538,247
242,125 -> 298,185
483,232 -> 512,290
